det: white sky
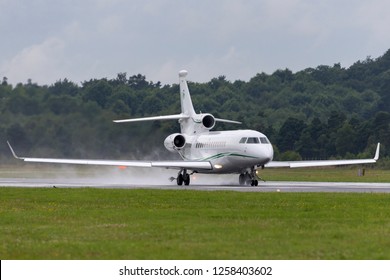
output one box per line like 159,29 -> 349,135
1,0 -> 390,86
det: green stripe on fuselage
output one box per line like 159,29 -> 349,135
181,152 -> 260,162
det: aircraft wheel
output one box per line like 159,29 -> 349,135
245,174 -> 252,185
239,174 -> 245,185
251,180 -> 258,186
184,174 -> 190,185
177,174 -> 183,185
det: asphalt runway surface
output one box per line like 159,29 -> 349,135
1,177 -> 390,193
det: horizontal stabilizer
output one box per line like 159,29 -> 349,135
113,115 -> 241,125
113,114 -> 188,123
215,118 -> 242,124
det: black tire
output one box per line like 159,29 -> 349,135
184,174 -> 190,185
239,174 -> 245,185
177,174 -> 183,185
245,174 -> 252,185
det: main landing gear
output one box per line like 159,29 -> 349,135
176,169 -> 190,186
239,167 -> 265,186
169,169 -> 193,186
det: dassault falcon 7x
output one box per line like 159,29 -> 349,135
8,70 -> 380,186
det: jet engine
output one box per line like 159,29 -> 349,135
164,133 -> 186,152
199,113 -> 215,130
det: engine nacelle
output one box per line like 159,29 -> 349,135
164,133 -> 186,152
199,113 -> 215,130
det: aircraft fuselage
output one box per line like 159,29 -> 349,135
174,129 -> 274,174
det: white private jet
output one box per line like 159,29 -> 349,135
8,70 -> 380,186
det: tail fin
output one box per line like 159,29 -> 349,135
114,70 -> 241,135
177,70 -> 241,135
179,70 -> 196,117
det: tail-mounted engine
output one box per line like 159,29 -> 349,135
198,113 -> 215,130
164,133 -> 186,152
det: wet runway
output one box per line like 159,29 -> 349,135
1,177 -> 390,193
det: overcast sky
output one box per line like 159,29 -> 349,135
1,0 -> 390,86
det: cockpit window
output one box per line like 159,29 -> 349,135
240,137 -> 270,144
247,137 -> 260,144
260,137 -> 269,144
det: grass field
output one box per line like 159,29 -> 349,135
1,187 -> 390,260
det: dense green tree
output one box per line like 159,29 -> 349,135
276,117 -> 306,152
49,79 -> 79,96
1,48 -> 390,163
6,123 -> 30,151
82,79 -> 113,108
335,122 -> 357,156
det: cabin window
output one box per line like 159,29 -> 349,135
239,137 -> 247,144
196,143 -> 204,148
247,137 -> 260,144
260,137 -> 269,144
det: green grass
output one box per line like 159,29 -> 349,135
1,188 -> 390,260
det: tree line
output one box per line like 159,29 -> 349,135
1,49 -> 390,166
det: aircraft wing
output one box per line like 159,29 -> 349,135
266,143 -> 380,168
7,142 -> 213,170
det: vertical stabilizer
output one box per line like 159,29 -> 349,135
178,70 -> 197,134
114,70 -> 240,136
179,70 -> 196,117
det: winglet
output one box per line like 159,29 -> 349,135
374,142 -> 380,161
7,141 -> 23,160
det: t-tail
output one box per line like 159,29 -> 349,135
113,70 -> 241,136
179,70 -> 196,118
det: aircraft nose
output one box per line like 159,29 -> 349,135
250,143 -> 273,165
267,144 -> 274,161
263,144 -> 274,163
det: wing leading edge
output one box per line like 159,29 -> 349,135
7,141 -> 212,171
266,143 -> 380,168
